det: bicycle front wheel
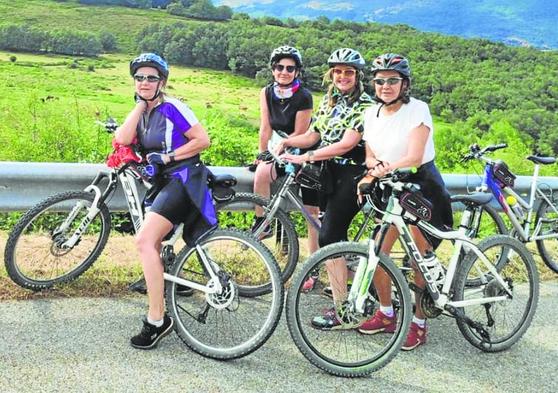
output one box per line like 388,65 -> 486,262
165,229 -> 284,360
4,191 -> 111,290
453,235 -> 539,352
286,242 -> 412,377
215,192 -> 299,283
535,197 -> 558,273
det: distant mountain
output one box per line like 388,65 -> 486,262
214,0 -> 558,49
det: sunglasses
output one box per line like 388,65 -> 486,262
273,64 -> 297,73
134,74 -> 161,83
332,68 -> 356,77
373,77 -> 403,86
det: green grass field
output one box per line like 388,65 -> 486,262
0,50 -> 265,164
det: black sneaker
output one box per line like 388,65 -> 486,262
130,314 -> 174,350
252,217 -> 272,240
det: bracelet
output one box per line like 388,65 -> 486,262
307,150 -> 315,163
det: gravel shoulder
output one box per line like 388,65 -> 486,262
0,282 -> 557,393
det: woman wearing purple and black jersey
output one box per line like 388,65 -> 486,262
115,53 -> 217,350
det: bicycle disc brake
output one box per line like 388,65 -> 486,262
206,272 -> 237,310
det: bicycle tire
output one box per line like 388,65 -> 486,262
453,235 -> 539,352
286,242 -> 412,377
4,191 -> 111,290
215,192 -> 299,283
535,197 -> 558,273
165,229 -> 284,360
452,202 -> 507,239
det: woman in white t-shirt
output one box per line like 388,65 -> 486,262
356,53 -> 452,351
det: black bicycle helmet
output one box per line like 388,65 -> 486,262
269,45 -> 303,68
129,53 -> 169,79
371,53 -> 410,78
327,48 -> 365,70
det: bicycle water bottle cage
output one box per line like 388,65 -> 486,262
399,190 -> 433,222
492,160 -> 516,188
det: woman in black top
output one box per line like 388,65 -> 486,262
253,46 -> 319,255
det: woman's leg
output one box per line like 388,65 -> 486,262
319,167 -> 361,305
409,226 -> 431,320
373,225 -> 400,307
253,161 -> 276,216
304,204 -> 320,255
135,211 -> 173,321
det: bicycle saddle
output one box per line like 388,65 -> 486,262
526,155 -> 556,165
451,192 -> 494,206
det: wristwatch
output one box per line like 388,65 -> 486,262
167,151 -> 176,163
307,150 -> 315,163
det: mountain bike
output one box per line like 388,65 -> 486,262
3,120 -> 285,359
460,143 -> 558,273
215,142 -> 381,283
286,168 -> 539,377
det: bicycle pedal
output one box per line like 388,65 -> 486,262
115,221 -> 134,234
128,277 -> 147,294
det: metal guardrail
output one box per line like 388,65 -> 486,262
1,161 -> 558,212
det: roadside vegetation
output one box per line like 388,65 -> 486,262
1,0 -> 556,298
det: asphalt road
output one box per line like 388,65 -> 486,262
1,282 -> 557,393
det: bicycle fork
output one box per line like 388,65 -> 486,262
57,186 -> 103,249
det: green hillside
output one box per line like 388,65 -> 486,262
0,0 -> 193,53
1,0 -> 556,176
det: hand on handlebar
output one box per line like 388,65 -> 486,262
368,161 -> 391,178
357,175 -> 376,204
146,152 -> 169,165
281,151 -> 306,165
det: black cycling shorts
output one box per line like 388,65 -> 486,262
145,177 -> 195,225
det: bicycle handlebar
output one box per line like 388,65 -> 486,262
358,167 -> 418,195
266,140 -> 301,173
95,117 -> 119,133
461,142 -> 508,162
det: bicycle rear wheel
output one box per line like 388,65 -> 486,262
215,192 -> 299,283
286,242 -> 411,377
453,235 -> 539,352
451,202 -> 507,239
4,191 -> 111,290
165,229 -> 284,360
535,198 -> 558,273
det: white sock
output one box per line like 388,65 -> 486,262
380,305 -> 394,317
412,316 -> 426,328
147,316 -> 164,327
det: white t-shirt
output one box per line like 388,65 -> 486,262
362,97 -> 435,165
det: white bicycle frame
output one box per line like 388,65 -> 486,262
347,177 -> 512,315
66,165 -> 225,295
477,155 -> 558,242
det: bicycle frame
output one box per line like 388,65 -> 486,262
259,141 -> 376,239
64,162 -> 226,296
479,157 -> 558,242
347,177 -> 512,315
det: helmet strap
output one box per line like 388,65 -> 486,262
138,81 -> 164,102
